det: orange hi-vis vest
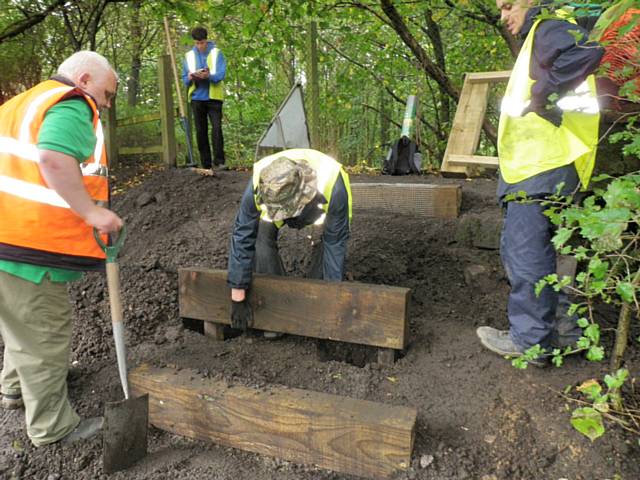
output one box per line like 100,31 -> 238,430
0,79 -> 108,263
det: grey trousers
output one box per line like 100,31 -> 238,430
0,271 -> 80,445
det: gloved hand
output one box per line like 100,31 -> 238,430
522,103 -> 563,128
230,299 -> 253,331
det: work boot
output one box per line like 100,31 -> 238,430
476,326 -> 548,367
1,393 -> 23,410
61,417 -> 104,444
549,329 -> 582,349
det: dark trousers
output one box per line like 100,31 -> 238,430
501,202 -> 581,349
253,221 -> 323,280
191,99 -> 225,168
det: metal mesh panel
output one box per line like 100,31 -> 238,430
350,183 -> 460,219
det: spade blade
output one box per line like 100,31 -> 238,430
103,394 -> 148,474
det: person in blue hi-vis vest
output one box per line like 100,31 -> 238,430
476,0 -> 603,367
182,26 -> 227,170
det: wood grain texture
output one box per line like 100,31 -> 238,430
130,365 -> 417,479
351,183 -> 461,219
119,145 -> 164,155
204,321 -> 225,340
117,111 -> 161,127
447,154 -> 499,168
441,75 -> 489,175
467,70 -> 511,83
179,269 -> 409,350
158,54 -> 177,167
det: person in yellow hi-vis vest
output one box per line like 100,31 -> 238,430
227,149 -> 352,337
182,26 -> 227,170
0,51 -> 122,445
476,0 -> 603,366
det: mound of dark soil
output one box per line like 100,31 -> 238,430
0,164 -> 638,480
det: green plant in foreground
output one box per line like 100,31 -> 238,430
571,369 -> 629,441
506,172 -> 640,441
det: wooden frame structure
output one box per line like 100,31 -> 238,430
440,70 -> 511,176
103,55 -> 177,168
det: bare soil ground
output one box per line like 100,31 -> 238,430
0,161 -> 638,480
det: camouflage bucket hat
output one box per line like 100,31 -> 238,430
257,156 -> 318,221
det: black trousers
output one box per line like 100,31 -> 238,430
253,221 -> 323,280
191,99 -> 225,168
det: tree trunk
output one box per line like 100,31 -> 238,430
379,0 -> 496,144
423,8 -> 450,125
611,268 -> 640,369
307,9 -> 321,149
127,0 -> 143,106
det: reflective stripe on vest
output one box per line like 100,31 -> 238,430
252,148 -> 352,227
0,80 -> 109,259
185,48 -> 224,101
498,14 -> 600,188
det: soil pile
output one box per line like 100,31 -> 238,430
0,165 -> 638,480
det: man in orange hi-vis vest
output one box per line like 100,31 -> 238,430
0,51 -> 122,446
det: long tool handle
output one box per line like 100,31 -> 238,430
163,17 -> 187,119
106,262 -> 130,399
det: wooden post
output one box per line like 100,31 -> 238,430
158,54 -> 177,167
104,101 -> 118,168
377,348 -> 397,367
204,322 -> 225,341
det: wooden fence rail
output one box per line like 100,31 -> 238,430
103,55 -> 176,168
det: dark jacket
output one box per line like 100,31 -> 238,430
497,5 -> 604,201
227,175 -> 350,289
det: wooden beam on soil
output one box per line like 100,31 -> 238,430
350,183 -> 461,219
179,268 -> 410,350
129,365 -> 417,480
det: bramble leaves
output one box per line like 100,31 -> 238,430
571,407 -> 605,441
616,282 -> 635,303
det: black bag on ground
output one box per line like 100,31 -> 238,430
382,137 -> 421,175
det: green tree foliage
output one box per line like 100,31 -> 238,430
0,0 -> 513,166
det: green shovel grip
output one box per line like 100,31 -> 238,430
94,224 -> 126,263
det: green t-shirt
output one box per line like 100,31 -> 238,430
0,97 -> 96,284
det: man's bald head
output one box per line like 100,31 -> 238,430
57,51 -> 118,110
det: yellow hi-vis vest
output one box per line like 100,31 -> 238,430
185,49 -> 224,101
498,15 -> 600,189
252,148 -> 352,228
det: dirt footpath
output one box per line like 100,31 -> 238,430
0,166 -> 638,480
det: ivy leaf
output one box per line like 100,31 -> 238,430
616,282 -> 635,303
586,345 -> 605,362
604,369 -> 629,390
577,317 -> 589,328
552,354 -> 563,367
584,324 -> 600,343
588,257 -> 609,280
571,407 -> 605,441
577,337 -> 591,349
